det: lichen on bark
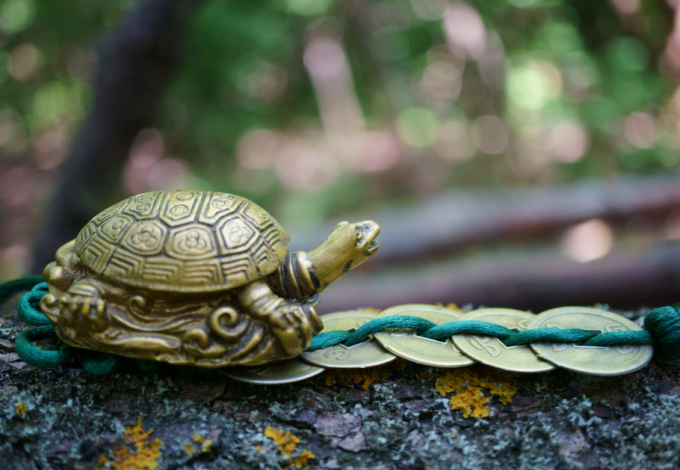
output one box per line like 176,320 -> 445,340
2,307 -> 680,469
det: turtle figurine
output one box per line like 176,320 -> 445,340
39,190 -> 380,367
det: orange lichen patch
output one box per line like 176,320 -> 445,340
290,450 -> 315,469
98,416 -> 163,470
263,427 -> 315,469
14,401 -> 27,417
361,307 -> 382,314
435,369 -> 517,418
324,368 -> 388,390
323,359 -> 407,390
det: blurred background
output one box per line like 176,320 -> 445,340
3,0 -> 680,312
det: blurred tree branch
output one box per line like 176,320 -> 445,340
291,175 -> 680,265
317,245 -> 680,314
31,0 -> 203,272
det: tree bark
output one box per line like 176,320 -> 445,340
1,307 -> 679,470
315,245 -> 680,314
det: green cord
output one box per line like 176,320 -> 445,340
81,351 -> 122,375
17,283 -> 52,326
307,307 -> 680,356
6,275 -> 680,374
15,324 -> 73,368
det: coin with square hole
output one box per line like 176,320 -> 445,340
300,310 -> 396,368
528,306 -> 653,376
373,304 -> 475,368
222,358 -> 325,385
453,308 -> 555,373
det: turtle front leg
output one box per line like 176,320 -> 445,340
236,280 -> 322,357
41,278 -> 109,335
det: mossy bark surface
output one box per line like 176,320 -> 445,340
1,307 -> 680,470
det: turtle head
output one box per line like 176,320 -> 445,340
305,220 -> 380,293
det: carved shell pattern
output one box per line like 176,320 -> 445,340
74,190 -> 290,293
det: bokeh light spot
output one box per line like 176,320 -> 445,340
623,112 -> 658,149
0,0 -> 35,35
396,107 -> 439,147
420,61 -> 462,101
443,3 -> 486,59
470,115 -> 508,155
8,42 -> 40,81
435,120 -> 475,163
507,61 -> 562,110
561,219 -> 614,263
547,121 -> 590,163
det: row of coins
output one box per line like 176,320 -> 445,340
223,304 -> 653,385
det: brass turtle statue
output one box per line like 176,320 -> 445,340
39,190 -> 380,367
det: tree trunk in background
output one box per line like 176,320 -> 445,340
31,0 -> 202,273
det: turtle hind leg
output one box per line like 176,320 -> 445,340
236,280 -> 322,358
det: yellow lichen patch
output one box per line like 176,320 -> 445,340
14,401 -> 27,417
264,427 -> 299,455
183,443 -> 194,458
192,433 -> 212,453
323,359 -> 406,390
290,450 -> 315,469
435,369 -> 517,418
98,416 -> 163,470
263,427 -> 315,469
183,433 -> 213,458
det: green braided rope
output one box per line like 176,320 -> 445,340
81,351 -> 122,375
15,324 -> 74,368
17,283 -> 52,326
6,276 -> 680,372
307,310 -> 672,354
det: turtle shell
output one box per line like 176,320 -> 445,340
74,190 -> 290,293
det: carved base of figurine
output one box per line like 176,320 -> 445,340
40,241 -> 322,367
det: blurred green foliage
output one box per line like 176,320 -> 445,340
1,0 -> 678,228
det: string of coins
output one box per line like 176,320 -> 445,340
5,280 -> 680,382
223,304 -> 658,385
